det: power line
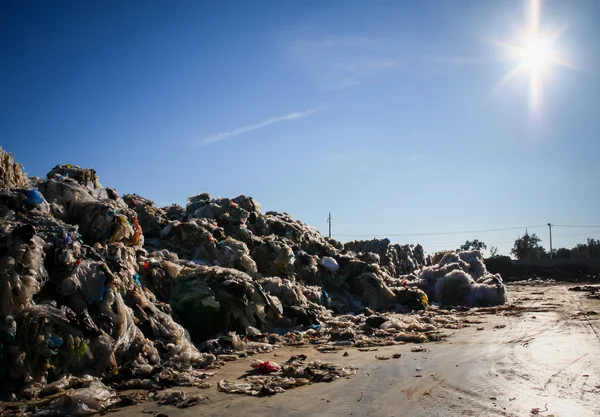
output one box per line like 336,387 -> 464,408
553,224 -> 600,228
423,230 -> 600,250
332,224 -> 546,237
550,231 -> 600,240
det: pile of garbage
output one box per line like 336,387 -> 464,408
217,354 -> 356,396
569,285 -> 600,300
344,238 -> 426,276
410,251 -> 508,307
0,146 -> 508,414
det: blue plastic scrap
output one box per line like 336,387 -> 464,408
24,189 -> 44,206
133,273 -> 141,286
47,333 -> 63,348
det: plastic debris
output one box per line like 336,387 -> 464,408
31,381 -> 117,416
24,189 -> 45,206
411,346 -> 427,352
0,150 -> 508,414
155,390 -> 207,408
0,147 -> 29,189
251,360 -> 281,373
218,355 -> 356,396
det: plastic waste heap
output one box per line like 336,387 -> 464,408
0,146 -> 507,414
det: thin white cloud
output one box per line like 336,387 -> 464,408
285,35 -> 404,90
200,107 -> 321,146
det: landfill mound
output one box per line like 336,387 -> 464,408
0,146 -> 507,414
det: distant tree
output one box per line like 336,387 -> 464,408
511,231 -> 545,260
533,245 -> 549,259
588,238 -> 600,258
572,243 -> 589,256
544,239 -> 599,260
459,239 -> 487,252
489,246 -> 499,257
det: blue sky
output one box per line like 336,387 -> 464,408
2,0 -> 600,255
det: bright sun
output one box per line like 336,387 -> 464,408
495,0 -> 571,109
519,37 -> 553,72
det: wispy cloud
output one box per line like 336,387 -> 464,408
200,107 -> 321,146
285,34 -> 485,89
285,35 -> 403,90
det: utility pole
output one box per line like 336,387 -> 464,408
547,223 -> 553,259
327,212 -> 332,239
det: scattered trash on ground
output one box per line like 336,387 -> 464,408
251,360 -> 281,374
569,285 -> 600,300
411,346 -> 427,353
530,403 -> 549,415
217,355 -> 356,396
156,390 -> 207,409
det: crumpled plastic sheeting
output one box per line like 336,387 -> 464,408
283,308 -> 459,349
33,381 -> 118,416
256,276 -> 327,327
347,271 -> 397,311
0,146 -> 30,189
0,189 -> 51,219
0,377 -> 120,416
38,179 -> 142,247
47,164 -> 102,192
413,250 -> 507,307
0,152 -> 508,413
0,177 -> 215,405
213,237 -> 257,275
122,194 -> 168,239
151,217 -> 256,274
344,239 -> 425,276
129,192 -> 436,319
0,232 -> 47,317
160,266 -> 284,342
186,193 -> 255,236
155,389 -> 207,408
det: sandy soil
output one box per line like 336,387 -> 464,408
110,284 -> 600,417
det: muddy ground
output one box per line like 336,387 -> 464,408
110,283 -> 600,417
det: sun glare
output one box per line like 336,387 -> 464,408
494,0 -> 571,110
519,37 -> 553,72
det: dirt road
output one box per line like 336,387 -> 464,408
113,284 -> 600,416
